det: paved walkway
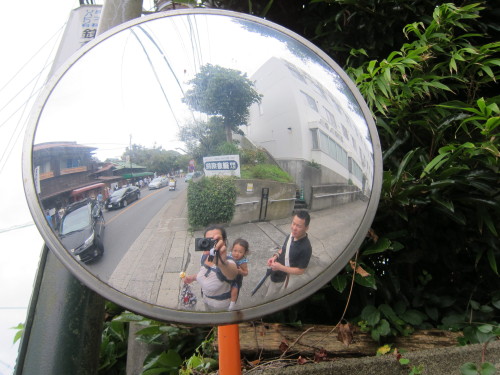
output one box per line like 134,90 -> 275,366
108,189 -> 368,311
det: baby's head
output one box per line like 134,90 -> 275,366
231,238 -> 249,261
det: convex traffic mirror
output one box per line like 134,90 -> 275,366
23,9 -> 382,324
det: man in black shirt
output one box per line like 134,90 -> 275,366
266,210 -> 312,291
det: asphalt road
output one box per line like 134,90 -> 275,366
87,180 -> 188,281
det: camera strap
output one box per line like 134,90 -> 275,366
284,234 -> 293,289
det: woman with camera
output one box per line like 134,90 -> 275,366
183,224 -> 238,311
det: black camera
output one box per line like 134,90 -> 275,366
195,237 -> 218,251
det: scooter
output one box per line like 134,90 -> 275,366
168,179 -> 176,191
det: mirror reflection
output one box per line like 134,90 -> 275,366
32,13 -> 374,313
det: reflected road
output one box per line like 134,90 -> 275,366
87,181 -> 187,281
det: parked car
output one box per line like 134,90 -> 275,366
148,177 -> 167,190
106,186 -> 140,210
185,171 -> 203,182
59,199 -> 105,263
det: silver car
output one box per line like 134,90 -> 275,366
148,177 -> 167,190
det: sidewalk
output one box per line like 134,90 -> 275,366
108,189 -> 368,311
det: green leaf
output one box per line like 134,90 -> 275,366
430,195 -> 454,212
492,292 -> 500,309
425,306 -> 439,321
361,305 -> 380,326
420,153 -> 449,178
363,237 -> 391,256
376,319 -> 391,336
331,274 -> 348,293
355,273 -> 377,289
486,249 -> 499,275
460,362 -> 479,375
426,80 -> 453,91
477,324 -> 493,334
396,149 -> 419,184
379,304 -> 402,325
479,362 -> 497,375
401,310 -> 425,326
12,323 -> 24,344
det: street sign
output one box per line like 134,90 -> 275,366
203,155 -> 241,177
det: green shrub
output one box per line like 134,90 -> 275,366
214,141 -> 239,156
243,164 -> 294,183
240,148 -> 268,166
187,176 -> 237,229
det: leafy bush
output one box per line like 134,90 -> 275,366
187,176 -> 237,229
239,147 -> 268,166
214,141 -> 239,156
100,310 -> 214,375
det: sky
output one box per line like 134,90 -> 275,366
0,2 -> 153,373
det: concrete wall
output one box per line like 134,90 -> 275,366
231,179 -> 296,224
251,341 -> 500,375
310,184 -> 360,211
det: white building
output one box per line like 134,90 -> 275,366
244,57 -> 373,203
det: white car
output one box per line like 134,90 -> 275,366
148,177 -> 167,190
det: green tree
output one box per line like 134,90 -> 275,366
178,118 -> 227,166
123,144 -> 185,175
182,64 -> 262,142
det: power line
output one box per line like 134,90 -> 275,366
0,21 -> 65,175
0,222 -> 35,234
0,24 -> 65,95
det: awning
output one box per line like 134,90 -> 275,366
70,183 -> 106,197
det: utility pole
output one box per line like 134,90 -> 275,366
16,2 -> 144,374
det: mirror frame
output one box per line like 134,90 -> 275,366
22,8 -> 382,325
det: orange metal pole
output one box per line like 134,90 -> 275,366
218,324 -> 241,374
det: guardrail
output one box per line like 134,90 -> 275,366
269,197 -> 296,203
234,200 -> 260,206
313,190 -> 359,198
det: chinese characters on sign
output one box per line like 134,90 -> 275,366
49,5 -> 103,76
80,7 -> 101,47
203,155 -> 241,177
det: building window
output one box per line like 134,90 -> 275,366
341,124 -> 349,138
324,107 -> 337,128
318,129 -> 348,168
351,158 -> 363,182
65,158 -> 81,168
312,82 -> 327,100
311,128 -> 319,149
40,160 -> 51,174
301,91 -> 318,112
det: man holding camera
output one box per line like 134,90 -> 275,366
264,210 -> 312,296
